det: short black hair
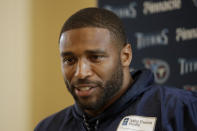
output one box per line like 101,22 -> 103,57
59,7 -> 127,48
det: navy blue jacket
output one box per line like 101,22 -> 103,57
35,69 -> 197,131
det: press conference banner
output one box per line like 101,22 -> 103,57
98,0 -> 197,91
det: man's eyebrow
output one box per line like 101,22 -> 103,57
85,50 -> 107,55
60,52 -> 74,57
60,50 -> 107,57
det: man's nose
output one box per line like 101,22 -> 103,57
74,59 -> 92,79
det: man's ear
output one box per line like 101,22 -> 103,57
120,44 -> 132,67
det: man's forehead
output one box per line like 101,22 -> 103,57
60,44 -> 110,55
60,27 -> 111,41
59,27 -> 114,49
58,27 -> 122,58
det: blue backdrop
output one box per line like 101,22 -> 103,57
98,0 -> 197,91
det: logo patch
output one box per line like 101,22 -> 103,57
117,115 -> 157,131
122,118 -> 129,126
143,58 -> 170,84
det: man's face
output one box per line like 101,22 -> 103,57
59,27 -> 123,111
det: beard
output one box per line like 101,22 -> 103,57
64,60 -> 123,111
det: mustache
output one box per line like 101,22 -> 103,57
71,79 -> 103,88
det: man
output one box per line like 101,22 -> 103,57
35,7 -> 197,131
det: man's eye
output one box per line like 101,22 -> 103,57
89,55 -> 104,62
63,57 -> 76,65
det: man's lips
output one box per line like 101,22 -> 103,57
77,86 -> 92,91
73,84 -> 98,97
74,84 -> 98,89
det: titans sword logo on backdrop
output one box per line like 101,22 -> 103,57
143,58 -> 170,84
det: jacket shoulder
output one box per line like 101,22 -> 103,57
157,86 -> 197,103
144,86 -> 197,130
